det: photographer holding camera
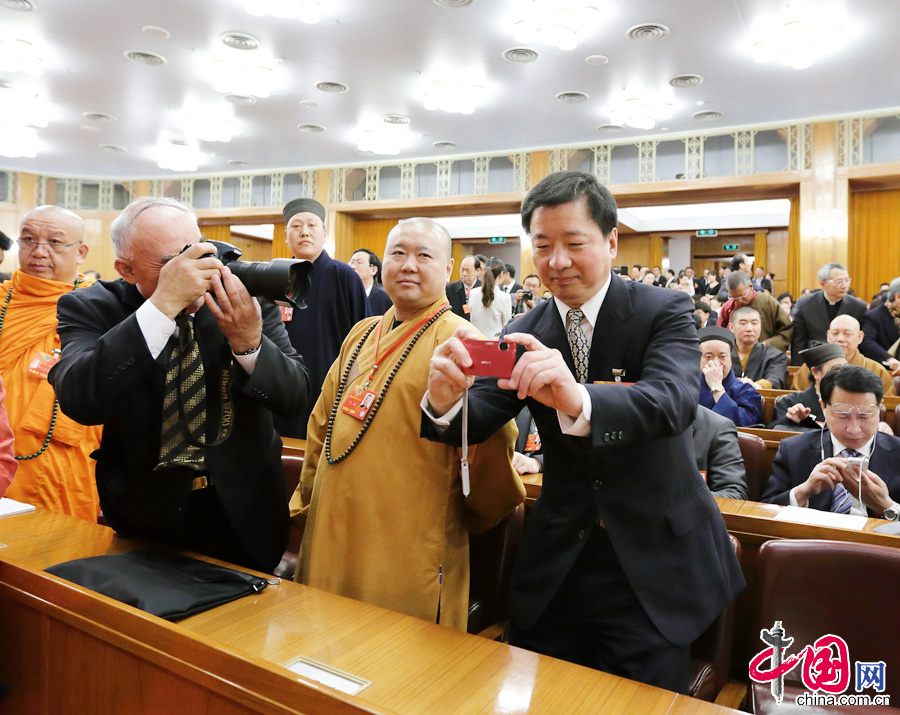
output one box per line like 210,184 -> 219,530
512,273 -> 543,317
49,197 -> 310,572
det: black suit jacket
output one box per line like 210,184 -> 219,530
761,429 -> 900,512
423,275 -> 744,646
791,292 -> 867,365
49,280 -> 309,572
367,285 -> 393,316
860,303 -> 899,364
446,280 -> 471,320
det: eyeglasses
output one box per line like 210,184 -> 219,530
348,258 -> 371,268
828,403 -> 879,418
825,277 -> 852,286
17,237 -> 82,253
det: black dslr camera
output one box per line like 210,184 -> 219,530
200,240 -> 313,310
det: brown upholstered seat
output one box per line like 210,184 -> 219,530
738,430 -> 767,502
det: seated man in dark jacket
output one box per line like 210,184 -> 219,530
762,365 -> 900,520
698,326 -> 763,427
769,343 -> 846,431
729,306 -> 788,389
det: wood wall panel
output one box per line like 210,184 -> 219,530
849,187 -> 900,303
346,217 -> 398,263
615,235 -> 651,272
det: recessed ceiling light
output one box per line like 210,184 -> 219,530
297,124 -> 325,133
82,111 -> 117,122
225,94 -> 257,106
142,26 -> 170,39
228,159 -> 250,166
99,144 -> 127,152
556,91 -> 588,104
431,0 -> 475,7
123,50 -> 166,66
169,139 -> 191,146
220,32 -> 260,51
669,74 -> 704,88
597,124 -> 623,134
585,55 -> 609,66
626,23 -> 670,41
80,125 -> 100,132
693,110 -> 724,121
298,100 -> 318,108
502,47 -> 539,63
433,141 -> 458,149
0,0 -> 35,11
383,114 -> 410,125
316,81 -> 349,93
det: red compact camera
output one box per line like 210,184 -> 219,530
462,339 -> 516,378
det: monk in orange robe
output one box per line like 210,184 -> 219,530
0,206 -> 101,520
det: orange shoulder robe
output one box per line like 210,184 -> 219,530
0,270 -> 102,520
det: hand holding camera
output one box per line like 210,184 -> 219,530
150,243 -> 223,319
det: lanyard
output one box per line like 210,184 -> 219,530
362,303 -> 449,389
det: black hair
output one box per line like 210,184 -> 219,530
504,263 -> 516,279
473,254 -> 486,270
694,301 -> 710,315
352,247 -> 383,284
524,273 -> 539,283
730,253 -> 748,272
820,364 -> 884,405
521,171 -> 617,236
777,291 -> 794,304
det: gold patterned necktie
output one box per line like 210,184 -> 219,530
566,308 -> 589,383
156,314 -> 208,470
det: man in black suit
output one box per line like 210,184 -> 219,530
422,171 -> 744,693
762,365 -> 900,521
49,197 -> 309,573
860,276 -> 900,375
790,262 -> 867,365
446,254 -> 481,320
498,263 -> 523,295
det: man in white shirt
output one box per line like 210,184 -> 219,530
761,364 -> 900,520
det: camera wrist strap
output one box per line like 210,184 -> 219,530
460,388 -> 470,497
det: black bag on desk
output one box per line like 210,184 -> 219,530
45,547 -> 268,621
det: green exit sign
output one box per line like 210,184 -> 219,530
489,237 -> 506,244
723,243 -> 740,251
695,229 -> 718,237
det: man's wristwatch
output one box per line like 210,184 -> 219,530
710,384 -> 724,394
883,503 -> 900,521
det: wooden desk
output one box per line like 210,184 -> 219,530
0,509 -> 740,715
281,437 -> 306,458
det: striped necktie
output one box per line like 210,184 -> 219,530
156,314 -> 208,470
566,309 -> 589,383
831,448 -> 862,514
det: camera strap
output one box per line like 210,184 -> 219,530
460,388 -> 470,497
176,338 -> 235,449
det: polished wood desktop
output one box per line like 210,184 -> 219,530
0,508 -> 741,715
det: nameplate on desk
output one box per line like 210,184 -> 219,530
284,656 -> 372,696
773,505 -> 868,531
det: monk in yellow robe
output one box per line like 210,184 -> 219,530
0,206 -> 102,520
291,218 -> 524,631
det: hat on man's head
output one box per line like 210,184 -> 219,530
0,229 -> 11,251
697,325 -> 735,348
283,198 -> 325,225
800,342 -> 845,369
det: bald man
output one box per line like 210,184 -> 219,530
792,314 -> 895,396
0,206 -> 101,520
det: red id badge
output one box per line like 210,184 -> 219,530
281,306 -> 294,322
525,432 -> 541,452
28,351 -> 60,380
340,389 -> 378,420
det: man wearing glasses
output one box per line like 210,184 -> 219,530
718,270 -> 793,352
790,262 -> 867,366
761,365 -> 900,519
0,205 -> 101,521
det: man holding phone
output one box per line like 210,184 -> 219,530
422,171 -> 744,693
762,364 -> 900,518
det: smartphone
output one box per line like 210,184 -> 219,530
462,339 -> 516,378
845,455 -> 869,475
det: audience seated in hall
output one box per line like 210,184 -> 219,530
717,270 -> 792,352
769,344 -> 846,431
690,406 -> 748,500
761,365 -> 900,520
790,262 -> 867,366
860,276 -> 900,377
792,315 -> 895,397
729,306 -> 788,389
698,326 -> 763,427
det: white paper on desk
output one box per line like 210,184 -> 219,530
773,505 -> 868,531
0,498 -> 36,518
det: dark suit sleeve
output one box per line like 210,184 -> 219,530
704,419 -> 748,500
790,301 -> 810,365
860,308 -> 893,363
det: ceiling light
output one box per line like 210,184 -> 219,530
0,87 -> 48,127
512,1 -> 600,51
0,38 -> 43,75
220,32 -> 261,51
99,144 -> 127,152
211,55 -> 275,98
183,111 -> 234,142
693,109 -> 724,121
244,0 -> 321,23
357,124 -> 413,156
751,4 -> 846,69
142,26 -> 171,39
316,81 -> 349,93
556,91 -> 588,103
669,74 -> 704,88
423,79 -> 484,114
0,125 -> 37,158
585,54 -> 608,66
157,139 -> 201,172
433,141 -> 458,149
297,123 -> 325,132
626,23 -> 670,41
502,47 -> 539,63
0,0 -> 35,11
124,50 -> 167,66
82,111 -> 117,122
609,97 -> 673,130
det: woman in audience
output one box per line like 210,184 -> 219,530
777,291 -> 795,318
0,375 -> 16,499
468,259 -> 511,338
